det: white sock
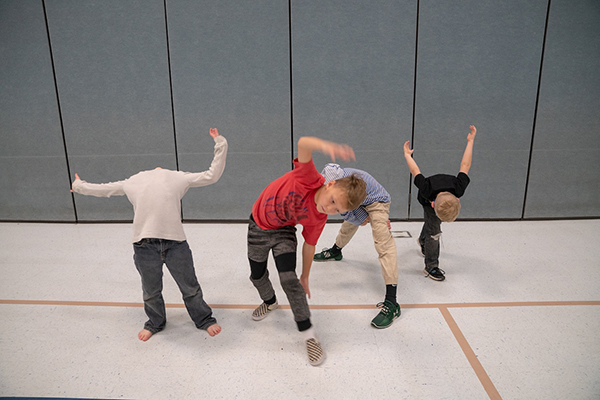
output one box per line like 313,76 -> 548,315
300,327 -> 316,341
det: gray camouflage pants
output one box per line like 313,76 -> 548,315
247,215 -> 311,328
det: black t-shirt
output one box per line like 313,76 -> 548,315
414,173 -> 470,207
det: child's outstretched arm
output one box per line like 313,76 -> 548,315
187,128 -> 228,187
71,173 -> 126,197
459,125 -> 477,174
300,242 -> 315,298
403,141 -> 421,177
297,137 -> 356,164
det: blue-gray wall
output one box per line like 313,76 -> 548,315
1,0 -> 598,222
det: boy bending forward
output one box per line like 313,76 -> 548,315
314,164 -> 400,329
248,137 -> 366,366
72,128 -> 227,340
404,125 -> 477,281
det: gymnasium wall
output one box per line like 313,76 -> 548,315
1,0 -> 598,222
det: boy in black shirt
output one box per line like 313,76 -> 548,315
403,125 -> 477,281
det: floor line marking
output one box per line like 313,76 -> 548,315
0,299 -> 598,308
440,306 -> 502,400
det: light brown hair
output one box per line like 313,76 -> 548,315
434,192 -> 461,222
333,174 -> 367,210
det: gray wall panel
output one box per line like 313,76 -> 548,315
167,0 -> 292,219
291,0 -> 416,219
0,0 -> 74,221
181,152 -> 290,220
1,1 -> 598,221
525,0 -> 600,218
46,0 -> 176,220
412,0 -> 548,219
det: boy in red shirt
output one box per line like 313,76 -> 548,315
248,136 -> 367,366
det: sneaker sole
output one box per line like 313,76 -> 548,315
370,314 -> 399,329
309,353 -> 326,366
423,269 -> 445,281
313,256 -> 342,262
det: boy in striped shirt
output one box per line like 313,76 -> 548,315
314,164 -> 400,329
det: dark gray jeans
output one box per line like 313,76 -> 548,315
419,205 -> 442,271
247,216 -> 311,329
133,238 -> 216,333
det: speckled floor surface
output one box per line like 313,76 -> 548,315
1,220 -> 599,399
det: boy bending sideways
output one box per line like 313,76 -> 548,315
404,125 -> 477,281
72,128 -> 227,340
248,136 -> 366,366
314,164 -> 400,329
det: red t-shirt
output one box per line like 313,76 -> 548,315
252,158 -> 327,246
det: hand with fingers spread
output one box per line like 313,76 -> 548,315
320,141 -> 356,163
297,136 -> 356,164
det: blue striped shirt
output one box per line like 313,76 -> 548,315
321,163 -> 391,226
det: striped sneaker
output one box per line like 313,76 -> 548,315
306,338 -> 325,366
251,300 -> 278,321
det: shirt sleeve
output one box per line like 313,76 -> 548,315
301,218 -> 327,246
413,173 -> 427,191
292,158 -> 325,189
341,206 -> 369,226
454,172 -> 471,198
72,179 -> 126,198
185,135 -> 229,187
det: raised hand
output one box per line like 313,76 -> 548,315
403,140 -> 414,157
70,173 -> 81,192
322,142 -> 356,162
467,125 -> 477,142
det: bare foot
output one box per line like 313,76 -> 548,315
206,323 -> 221,337
138,329 -> 153,341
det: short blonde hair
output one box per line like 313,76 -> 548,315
434,192 -> 461,222
333,174 -> 367,211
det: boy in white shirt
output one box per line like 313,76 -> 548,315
72,128 -> 227,341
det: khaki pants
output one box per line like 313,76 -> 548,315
335,202 -> 398,285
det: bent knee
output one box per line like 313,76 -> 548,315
279,271 -> 300,288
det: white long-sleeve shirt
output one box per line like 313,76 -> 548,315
72,135 -> 228,243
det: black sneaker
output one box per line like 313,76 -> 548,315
424,267 -> 445,281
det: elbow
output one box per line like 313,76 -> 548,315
203,173 -> 220,185
297,136 -> 310,148
206,167 -> 226,185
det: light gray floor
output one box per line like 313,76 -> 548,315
1,220 -> 599,400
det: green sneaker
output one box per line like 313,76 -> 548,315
370,300 -> 401,329
313,247 -> 343,262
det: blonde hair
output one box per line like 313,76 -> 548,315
434,192 -> 461,222
333,174 -> 367,210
